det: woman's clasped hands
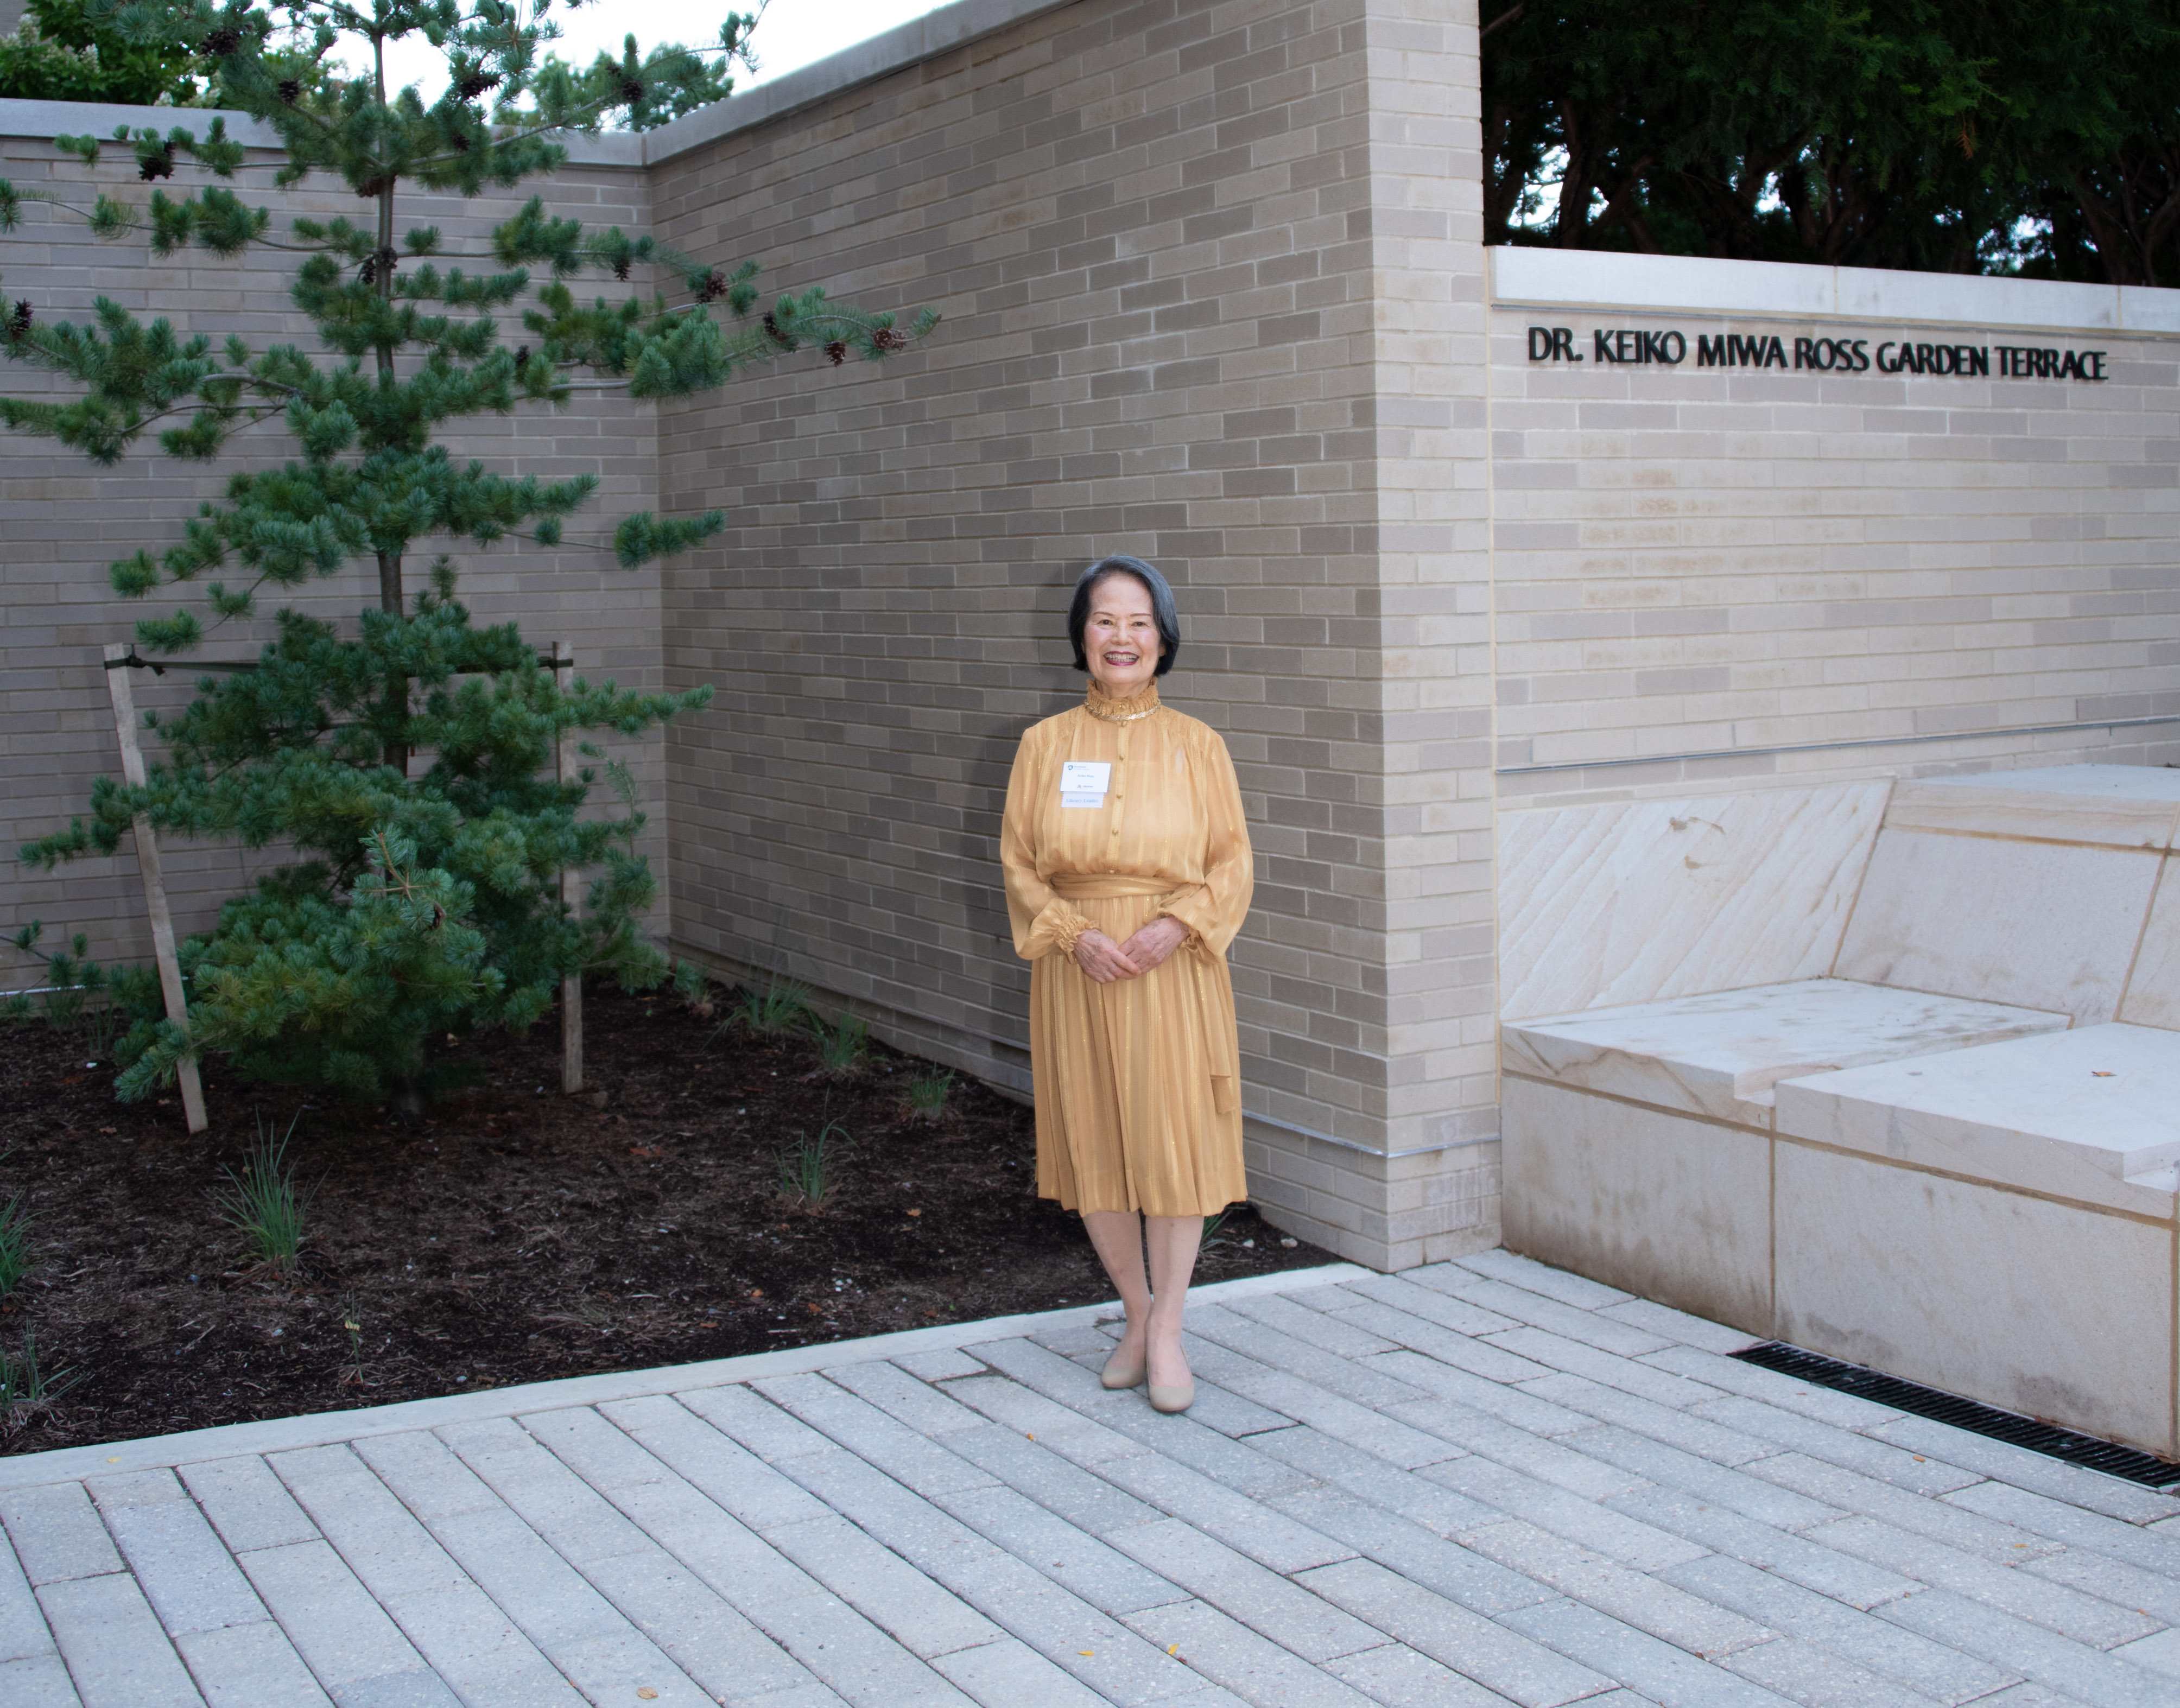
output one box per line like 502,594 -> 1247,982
1072,916 -> 1188,984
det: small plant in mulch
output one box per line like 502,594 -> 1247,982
0,1329 -> 79,1432
727,976 -> 817,1040
0,1188 -> 30,1299
901,1068 -> 955,1123
815,1014 -> 870,1077
776,1119 -> 848,1210
212,1117 -> 314,1275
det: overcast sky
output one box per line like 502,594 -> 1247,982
376,0 -> 950,105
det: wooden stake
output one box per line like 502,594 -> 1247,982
103,644 -> 208,1134
552,643 -> 584,1093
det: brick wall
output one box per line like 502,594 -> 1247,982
0,114 -> 673,989
1487,254 -> 2180,817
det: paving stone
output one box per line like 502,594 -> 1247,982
2019,1545 -> 2180,1627
1807,1515 -> 2158,1648
1660,1554 -> 2019,1704
173,1620 -> 334,1707
37,1571 -> 204,1708
353,1430 -> 718,1707
605,1393 -> 838,1531
1092,1444 -> 1358,1577
1877,1588 -> 2175,1708
1327,1273 -> 1526,1338
755,1372 -> 1000,1499
1430,1279 -> 1675,1362
547,1402 -> 959,1708
176,1457 -> 320,1553
88,1470 -> 270,1637
1424,1453 -> 1708,1572
1622,1493 -> 1914,1614
1181,1307 -> 1437,1411
1119,1596 -> 1384,1708
1366,1349 -> 1598,1437
1460,1517 -> 1772,1657
930,1481 -> 1186,1616
1714,1630 -> 1945,1708
1,1481 -> 122,1584
0,1508 -> 59,1666
1424,1418 -> 1649,1503
936,1421 -> 1169,1539
1485,1328 -> 1728,1410
1330,1299 -> 1556,1385
1942,1481 -> 2180,1579
1248,1425 -> 1508,1544
0,1651 -> 83,1706
1168,1324 -> 1456,1464
1173,1336 -> 1467,1470
1960,1686 -> 2105,1708
967,1338 -> 1310,1493
1220,1293 -> 1404,1360
3,1280 -> 2172,1708
1106,1517 -> 1384,1663
1497,1596 -> 1800,1708
889,1349 -> 990,1383
1295,1558 -> 1613,1708
1750,1453 -> 2059,1562
1574,1427 -> 1837,1528
1265,1483 -> 1554,1619
929,1635 -> 1116,1706
828,1359 -> 993,1438
1518,1374 -> 1783,1468
1691,1401 -> 1983,1496
937,1370 -> 1155,1466
1027,1320 -> 1123,1360
912,1546 -> 1214,1707
1447,1252 -> 1638,1311
1868,1421 -> 2180,1525
2106,1628 -> 2180,1680
235,1539 -> 455,1707
1648,1350 -> 1907,1435
1319,1639 -> 1523,1707
1594,1299 -> 1763,1356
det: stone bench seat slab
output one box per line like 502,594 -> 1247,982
1775,1021 -> 2180,1216
1501,978 -> 2069,1126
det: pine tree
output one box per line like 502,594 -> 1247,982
1,0 -> 936,1115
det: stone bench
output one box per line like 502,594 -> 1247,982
1498,763 -> 2180,1460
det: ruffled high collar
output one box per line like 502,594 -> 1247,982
1082,681 -> 1163,722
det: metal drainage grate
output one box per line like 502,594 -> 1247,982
1730,1342 -> 2180,1490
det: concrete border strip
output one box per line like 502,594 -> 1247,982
0,1262 -> 1367,1490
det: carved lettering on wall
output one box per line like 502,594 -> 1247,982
1525,325 -> 2109,382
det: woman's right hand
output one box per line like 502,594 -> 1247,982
1072,928 -> 1142,984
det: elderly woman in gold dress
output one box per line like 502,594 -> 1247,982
1000,556 -> 1253,1413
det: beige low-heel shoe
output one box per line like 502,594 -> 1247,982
1147,1380 -> 1195,1414
1100,1349 -> 1147,1390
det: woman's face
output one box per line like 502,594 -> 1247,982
1082,574 -> 1163,697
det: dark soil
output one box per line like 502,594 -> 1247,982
0,982 -> 1332,1455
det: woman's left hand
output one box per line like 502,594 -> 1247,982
1119,915 -> 1190,974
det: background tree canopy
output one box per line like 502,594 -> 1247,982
1485,0 -> 2180,285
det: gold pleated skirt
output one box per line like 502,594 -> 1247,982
1030,878 -> 1247,1218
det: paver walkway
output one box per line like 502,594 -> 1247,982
4,1250 -> 2180,1707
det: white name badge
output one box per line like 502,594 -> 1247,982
1060,760 -> 1111,809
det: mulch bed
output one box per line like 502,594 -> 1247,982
0,981 -> 1332,1455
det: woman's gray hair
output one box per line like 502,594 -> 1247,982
1068,555 -> 1180,677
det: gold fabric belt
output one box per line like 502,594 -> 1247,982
1050,874 -> 1171,900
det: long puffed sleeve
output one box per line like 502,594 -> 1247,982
1156,729 -> 1253,955
1002,725 -> 1094,960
